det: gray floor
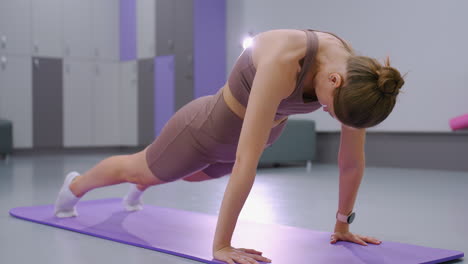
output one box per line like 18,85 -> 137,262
0,151 -> 465,264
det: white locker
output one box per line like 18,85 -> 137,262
63,0 -> 93,59
0,55 -> 33,148
93,62 -> 120,146
137,0 -> 156,59
0,0 -> 32,56
63,59 -> 94,147
119,61 -> 138,146
32,0 -> 63,57
91,0 -> 119,61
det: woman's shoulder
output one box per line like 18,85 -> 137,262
251,29 -> 308,68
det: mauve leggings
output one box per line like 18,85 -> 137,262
145,88 -> 288,182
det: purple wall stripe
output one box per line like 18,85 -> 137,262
193,0 -> 226,98
154,55 -> 175,137
120,0 -> 137,61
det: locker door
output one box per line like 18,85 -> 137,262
119,61 -> 138,146
156,0 -> 176,56
0,55 -> 33,148
138,58 -> 155,145
154,55 -> 175,136
93,62 -> 120,146
32,0 -> 63,57
174,0 -> 194,110
91,0 -> 119,61
32,57 -> 63,148
63,59 -> 93,147
0,0 -> 32,56
193,0 -> 226,97
63,0 -> 93,59
120,0 -> 137,61
137,0 -> 156,59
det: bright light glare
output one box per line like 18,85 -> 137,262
242,37 -> 253,49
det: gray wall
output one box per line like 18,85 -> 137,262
226,0 -> 468,132
315,131 -> 468,171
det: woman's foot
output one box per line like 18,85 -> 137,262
123,184 -> 144,211
54,171 -> 81,218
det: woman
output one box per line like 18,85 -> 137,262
55,29 -> 405,264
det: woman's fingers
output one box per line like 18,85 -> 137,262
232,254 -> 257,264
331,233 -> 368,246
246,253 -> 272,263
359,235 -> 382,245
353,236 -> 368,246
238,248 -> 263,255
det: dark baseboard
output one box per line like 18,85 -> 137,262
11,146 -> 144,156
316,132 -> 468,171
8,132 -> 468,171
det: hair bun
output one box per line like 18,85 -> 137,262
377,66 -> 404,97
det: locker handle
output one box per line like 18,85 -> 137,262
168,39 -> 174,51
0,56 -> 6,69
65,45 -> 71,56
34,59 -> 40,67
0,35 -> 6,49
187,54 -> 193,65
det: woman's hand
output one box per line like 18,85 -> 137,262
213,246 -> 272,264
330,231 -> 381,246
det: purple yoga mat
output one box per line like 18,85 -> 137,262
10,198 -> 463,264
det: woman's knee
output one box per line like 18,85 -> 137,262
121,152 -> 165,186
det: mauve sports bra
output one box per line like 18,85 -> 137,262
227,29 -> 350,121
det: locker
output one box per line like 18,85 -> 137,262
156,0 -> 176,56
91,0 -> 119,61
120,0 -> 137,61
63,59 -> 93,146
93,62 -> 120,146
174,0 -> 194,110
0,55 -> 33,148
0,0 -> 32,56
32,57 -> 63,148
63,0 -> 93,59
119,61 -> 138,146
193,0 -> 226,97
138,58 -> 155,145
137,0 -> 156,59
154,55 -> 175,136
32,0 -> 63,57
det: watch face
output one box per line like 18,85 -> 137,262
347,212 -> 356,224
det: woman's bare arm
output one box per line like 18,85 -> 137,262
212,32 -> 303,260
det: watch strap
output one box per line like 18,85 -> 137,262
336,212 -> 348,223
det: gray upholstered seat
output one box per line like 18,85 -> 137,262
259,119 -> 316,168
0,119 -> 13,159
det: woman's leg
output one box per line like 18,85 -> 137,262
182,170 -> 217,182
55,147 -> 166,217
123,170 -> 213,211
69,147 -> 165,198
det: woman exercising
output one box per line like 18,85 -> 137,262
54,29 -> 405,264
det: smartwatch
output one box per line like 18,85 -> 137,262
336,211 -> 356,224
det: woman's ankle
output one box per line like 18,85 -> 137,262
69,176 -> 85,198
136,184 -> 149,192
